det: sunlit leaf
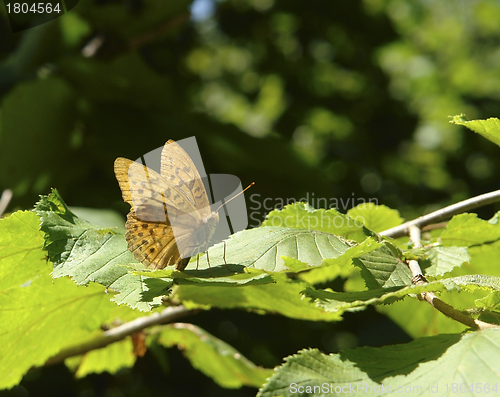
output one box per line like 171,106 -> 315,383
194,226 -> 357,272
347,203 -> 403,233
158,323 -> 273,388
440,213 -> 500,247
35,189 -> 161,311
177,273 -> 344,321
65,338 -> 136,378
262,203 -> 374,242
354,242 -> 413,288
259,328 -> 500,397
425,246 -> 470,276
0,210 -> 118,389
450,114 -> 500,147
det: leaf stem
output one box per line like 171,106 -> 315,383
44,305 -> 195,366
406,226 -> 496,330
380,189 -> 500,238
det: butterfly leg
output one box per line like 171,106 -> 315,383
206,247 -> 212,277
177,257 -> 190,271
223,240 -> 231,272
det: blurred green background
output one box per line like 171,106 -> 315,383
1,0 -> 500,396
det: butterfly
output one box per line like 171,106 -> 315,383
114,140 -> 219,271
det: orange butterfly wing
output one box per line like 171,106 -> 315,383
114,140 -> 218,270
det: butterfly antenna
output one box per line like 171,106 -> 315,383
215,182 -> 255,213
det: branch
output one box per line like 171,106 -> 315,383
45,305 -> 195,366
380,189 -> 500,238
406,226 -> 496,331
81,12 -> 190,58
129,12 -> 190,49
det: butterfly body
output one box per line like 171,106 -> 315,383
193,211 -> 219,248
114,139 -> 218,271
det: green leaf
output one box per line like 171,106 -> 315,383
377,274 -> 500,339
258,328 -> 500,397
353,242 -> 413,288
476,291 -> 500,313
134,267 -> 274,286
65,338 -> 136,378
440,213 -> 500,246
0,210 -> 118,389
425,246 -> 470,276
467,239 -> 500,279
295,237 -> 383,285
0,210 -> 149,389
347,203 -> 403,233
445,274 -> 500,291
1,277 -> 116,389
282,257 -> 310,272
194,226 -> 356,272
157,323 -> 273,389
377,292 -> 469,339
464,240 -> 500,318
34,189 -> 160,311
381,219 -> 500,338
135,225 -> 358,299
0,210 -> 48,292
175,229 -> 384,320
304,281 -> 447,313
450,114 -> 500,147
177,273 -> 344,321
262,202 -> 374,242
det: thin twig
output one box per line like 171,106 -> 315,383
82,12 -> 190,58
408,225 -> 423,249
45,305 -> 195,366
406,226 -> 496,330
421,222 -> 448,233
381,189 -> 500,238
129,12 -> 190,49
